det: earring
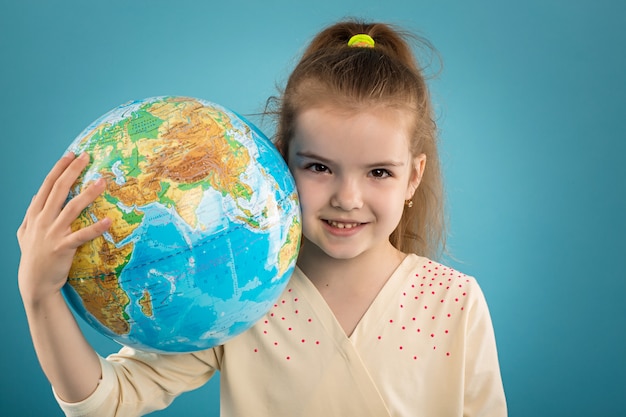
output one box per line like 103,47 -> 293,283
405,200 -> 413,208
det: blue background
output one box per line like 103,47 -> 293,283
1,0 -> 624,416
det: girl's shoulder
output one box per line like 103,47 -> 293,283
399,253 -> 485,306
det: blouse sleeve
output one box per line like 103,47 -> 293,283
463,282 -> 508,417
54,346 -> 221,417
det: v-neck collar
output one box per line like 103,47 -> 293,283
292,254 -> 422,341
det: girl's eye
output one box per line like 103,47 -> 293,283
306,163 -> 330,173
370,168 -> 391,178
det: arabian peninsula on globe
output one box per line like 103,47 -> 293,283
62,96 -> 301,353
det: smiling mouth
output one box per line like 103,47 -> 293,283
325,220 -> 362,229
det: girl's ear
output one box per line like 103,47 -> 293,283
406,153 -> 427,200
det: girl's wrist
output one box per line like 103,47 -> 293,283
20,287 -> 66,315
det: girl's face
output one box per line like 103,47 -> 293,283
288,105 -> 426,262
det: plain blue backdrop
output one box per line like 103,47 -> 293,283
1,0 -> 624,416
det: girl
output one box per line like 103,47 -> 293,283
17,20 -> 507,416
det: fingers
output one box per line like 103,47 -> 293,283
44,153 -> 91,221
65,217 -> 112,250
29,153 -> 79,216
57,177 -> 106,228
19,154 -> 82,242
61,177 -> 112,249
19,153 -> 107,250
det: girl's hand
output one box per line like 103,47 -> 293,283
17,153 -> 111,304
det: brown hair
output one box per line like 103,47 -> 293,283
271,19 -> 445,259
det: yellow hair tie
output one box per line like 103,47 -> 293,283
348,34 -> 375,48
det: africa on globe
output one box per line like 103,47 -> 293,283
63,96 -> 301,353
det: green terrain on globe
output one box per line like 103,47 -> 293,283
63,96 -> 301,353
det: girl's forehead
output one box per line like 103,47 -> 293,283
290,105 -> 415,161
297,100 -> 414,120
294,105 -> 414,139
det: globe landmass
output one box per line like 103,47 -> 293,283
63,96 -> 301,353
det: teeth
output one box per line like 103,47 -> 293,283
327,220 -> 360,229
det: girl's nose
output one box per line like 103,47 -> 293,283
330,177 -> 363,211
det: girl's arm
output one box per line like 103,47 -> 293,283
463,282 -> 508,416
17,152 -> 111,403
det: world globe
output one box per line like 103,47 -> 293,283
62,96 -> 301,353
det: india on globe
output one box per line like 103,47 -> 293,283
63,96 -> 301,353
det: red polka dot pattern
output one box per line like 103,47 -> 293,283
251,287 -> 322,361
250,258 -> 473,364
376,260 -> 470,362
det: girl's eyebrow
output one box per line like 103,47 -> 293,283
366,160 -> 405,168
294,151 -> 332,164
295,151 -> 405,168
